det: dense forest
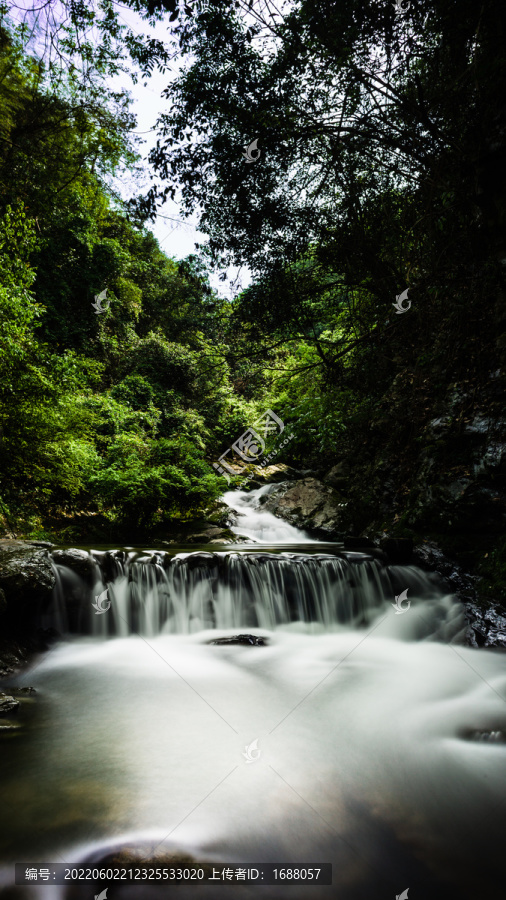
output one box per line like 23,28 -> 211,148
0,0 -> 505,602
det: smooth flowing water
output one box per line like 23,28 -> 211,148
0,490 -> 505,899
223,486 -> 313,543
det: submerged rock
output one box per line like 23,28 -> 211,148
209,634 -> 268,646
0,693 -> 20,715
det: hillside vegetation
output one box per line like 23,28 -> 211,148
0,0 -> 505,603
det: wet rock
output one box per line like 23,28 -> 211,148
204,500 -> 237,527
463,415 -> 493,435
51,548 -> 96,581
0,540 -> 55,619
209,634 -> 268,646
0,693 -> 19,716
176,552 -> 219,570
412,542 -> 480,606
0,648 -> 26,677
246,463 -> 302,484
340,551 -> 375,562
0,587 -> 6,616
186,527 -> 234,543
464,602 -> 506,649
63,842 -> 222,898
262,477 -> 345,538
473,440 -> 506,475
164,526 -> 247,545
99,549 -> 127,582
27,540 -> 55,548
426,416 -> 453,438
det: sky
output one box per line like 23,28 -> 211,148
107,5 -> 251,298
10,0 -> 250,298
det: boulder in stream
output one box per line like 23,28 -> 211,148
261,477 -> 346,538
209,634 -> 268,646
0,693 -> 20,716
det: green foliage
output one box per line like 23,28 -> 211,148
0,20 -> 245,537
2,0 -> 505,569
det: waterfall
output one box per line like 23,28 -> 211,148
44,547 -> 465,641
6,501 -> 504,900
223,485 -> 313,542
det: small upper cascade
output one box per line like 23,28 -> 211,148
223,485 -> 313,542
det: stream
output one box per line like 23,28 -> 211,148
0,487 -> 505,899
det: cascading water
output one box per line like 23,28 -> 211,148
45,548 -> 460,640
1,492 -> 505,900
223,485 -> 313,542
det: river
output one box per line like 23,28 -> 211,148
0,488 -> 505,899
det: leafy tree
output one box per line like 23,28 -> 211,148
0,18 -> 245,537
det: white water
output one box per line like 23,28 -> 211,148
46,551 -> 456,639
2,496 -> 506,898
223,486 -> 313,543
2,625 -> 505,899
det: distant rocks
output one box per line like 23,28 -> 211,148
246,463 -> 307,485
163,525 -> 246,545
